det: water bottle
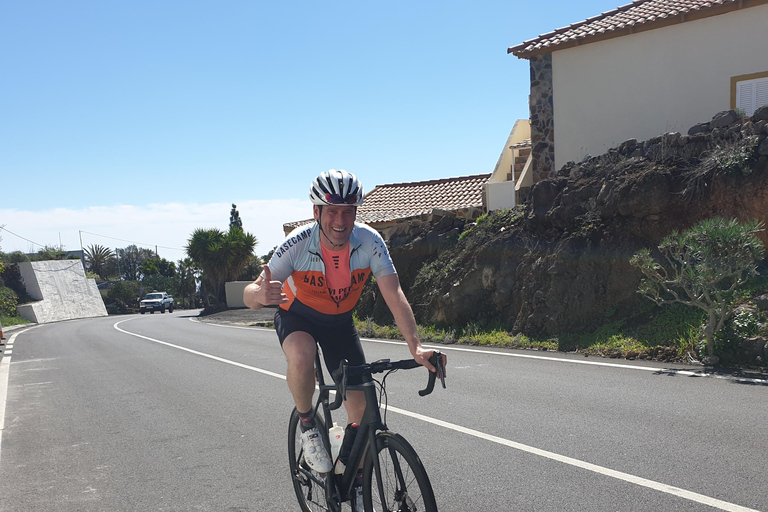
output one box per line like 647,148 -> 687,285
329,422 -> 344,467
336,423 -> 358,474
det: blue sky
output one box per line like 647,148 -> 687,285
0,0 -> 622,260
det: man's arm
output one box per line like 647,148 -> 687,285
243,265 -> 288,310
376,273 -> 447,375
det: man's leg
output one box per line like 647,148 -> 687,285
283,331 -> 333,473
281,331 -> 317,413
344,391 -> 366,425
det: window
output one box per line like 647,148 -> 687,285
731,72 -> 768,116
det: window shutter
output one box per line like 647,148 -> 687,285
737,81 -> 755,116
736,76 -> 768,116
756,79 -> 768,112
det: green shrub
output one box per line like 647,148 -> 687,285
106,281 -> 140,314
0,286 -> 19,316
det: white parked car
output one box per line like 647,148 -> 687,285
139,292 -> 174,314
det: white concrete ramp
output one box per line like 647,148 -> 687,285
16,260 -> 108,323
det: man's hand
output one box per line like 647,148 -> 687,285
259,265 -> 288,305
244,265 -> 288,309
412,345 -> 448,378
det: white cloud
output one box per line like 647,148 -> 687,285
0,199 -> 311,261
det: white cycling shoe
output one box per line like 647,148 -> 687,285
300,427 -> 332,473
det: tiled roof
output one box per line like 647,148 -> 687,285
282,174 -> 491,232
509,0 -> 759,57
358,174 -> 491,224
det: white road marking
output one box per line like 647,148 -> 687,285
121,318 -> 761,512
373,339 -> 768,385
388,406 -> 761,512
190,317 -> 768,385
0,327 -> 40,462
114,320 -> 285,380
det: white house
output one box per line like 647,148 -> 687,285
508,0 -> 768,182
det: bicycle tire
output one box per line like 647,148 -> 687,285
288,408 -> 336,512
362,432 -> 438,512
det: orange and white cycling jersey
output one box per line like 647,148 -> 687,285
266,222 -> 396,322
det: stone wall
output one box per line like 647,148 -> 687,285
16,260 -> 108,323
557,107 -> 768,185
529,53 -> 554,182
405,106 -> 768,345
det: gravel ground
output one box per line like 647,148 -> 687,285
196,306 -> 277,327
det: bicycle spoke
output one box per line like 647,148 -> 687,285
364,433 -> 436,512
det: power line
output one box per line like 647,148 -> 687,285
79,230 -> 185,252
0,225 -> 48,248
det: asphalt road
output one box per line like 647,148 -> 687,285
0,312 -> 766,511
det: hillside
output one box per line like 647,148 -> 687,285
357,107 -> 768,365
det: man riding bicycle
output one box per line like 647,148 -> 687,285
243,169 -> 446,508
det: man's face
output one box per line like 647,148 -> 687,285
314,204 -> 357,249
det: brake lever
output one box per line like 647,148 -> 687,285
435,351 -> 446,389
418,351 -> 445,397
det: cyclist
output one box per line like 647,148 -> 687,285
243,169 -> 446,508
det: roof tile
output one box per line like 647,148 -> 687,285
356,174 -> 491,224
509,0 -> 746,57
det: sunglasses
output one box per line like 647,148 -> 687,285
325,193 -> 359,205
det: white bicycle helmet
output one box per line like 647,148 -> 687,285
309,169 -> 364,206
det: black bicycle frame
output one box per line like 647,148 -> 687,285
314,351 -> 387,506
308,349 -> 444,511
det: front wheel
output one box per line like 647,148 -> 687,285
288,408 -> 337,512
363,432 -> 437,512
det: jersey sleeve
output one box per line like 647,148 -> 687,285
366,227 -> 397,279
266,224 -> 313,282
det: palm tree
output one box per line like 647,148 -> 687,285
186,227 -> 258,307
176,257 -> 199,309
84,244 -> 115,280
224,227 -> 258,281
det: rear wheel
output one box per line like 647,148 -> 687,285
288,408 -> 337,512
169,304 -> 174,313
363,432 -> 437,512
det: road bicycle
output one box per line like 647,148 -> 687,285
288,350 -> 446,512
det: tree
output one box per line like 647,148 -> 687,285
141,257 -> 176,279
630,217 -> 765,361
84,244 -> 115,280
229,204 -> 243,230
35,245 -> 66,261
106,280 -> 140,314
186,226 -> 257,307
141,257 -> 178,298
237,253 -> 263,281
175,257 -> 199,309
115,245 -> 156,281
186,228 -> 228,306
4,251 -> 30,263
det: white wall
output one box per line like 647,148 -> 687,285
485,181 -> 516,211
225,281 -> 251,308
489,119 -> 531,184
552,4 -> 768,170
16,260 -> 108,323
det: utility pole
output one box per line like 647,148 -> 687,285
79,230 -> 86,271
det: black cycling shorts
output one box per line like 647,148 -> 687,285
274,307 -> 365,383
